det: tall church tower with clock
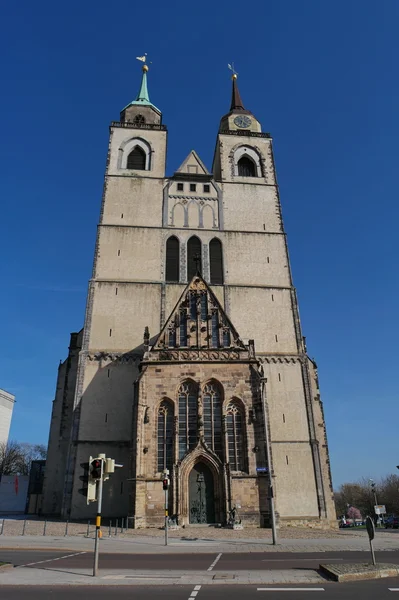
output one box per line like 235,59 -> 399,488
42,64 -> 336,528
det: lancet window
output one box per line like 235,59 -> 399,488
226,400 -> 246,471
127,146 -> 146,170
237,156 -> 256,177
166,236 -> 180,282
203,382 -> 223,458
157,400 -> 174,472
187,236 -> 202,280
209,238 -> 224,284
178,381 -> 198,459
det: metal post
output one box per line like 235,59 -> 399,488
87,520 -> 90,537
65,520 -> 69,536
260,375 -> 277,545
165,486 -> 168,546
43,519 -> 47,536
0,520 -> 4,535
121,518 -> 124,533
115,519 -> 118,536
369,536 -> 376,565
109,520 -> 112,537
93,474 -> 104,577
125,515 -> 129,532
22,519 -> 27,536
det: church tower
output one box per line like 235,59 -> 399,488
42,64 -> 336,527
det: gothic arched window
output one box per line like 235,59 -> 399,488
178,381 -> 198,459
238,156 -> 256,177
203,382 -> 223,458
157,400 -> 174,472
179,310 -> 188,346
187,236 -> 202,280
209,238 -> 224,284
226,400 -> 246,471
166,236 -> 179,282
127,146 -> 146,170
211,312 -> 219,347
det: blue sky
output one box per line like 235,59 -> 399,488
1,1 -> 398,489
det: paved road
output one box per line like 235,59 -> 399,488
2,581 -> 399,599
2,548 -> 399,570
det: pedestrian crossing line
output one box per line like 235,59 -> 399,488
18,551 -> 87,568
188,584 -> 201,599
207,552 -> 222,571
257,588 -> 325,592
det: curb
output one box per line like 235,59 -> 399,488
320,563 -> 399,582
0,564 -> 13,572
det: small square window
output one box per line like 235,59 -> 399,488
190,184 -> 196,192
177,183 -> 184,191
203,184 -> 210,193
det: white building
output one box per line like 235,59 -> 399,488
0,389 -> 15,446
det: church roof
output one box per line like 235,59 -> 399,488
122,64 -> 161,115
220,75 -> 253,119
143,274 -> 256,363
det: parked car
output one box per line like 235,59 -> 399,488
385,516 -> 399,529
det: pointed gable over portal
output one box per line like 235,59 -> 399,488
175,150 -> 209,176
144,275 -> 256,363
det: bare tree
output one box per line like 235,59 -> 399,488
0,441 -> 47,476
0,441 -> 23,475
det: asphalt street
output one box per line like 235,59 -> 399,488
2,548 -> 399,570
2,581 -> 399,599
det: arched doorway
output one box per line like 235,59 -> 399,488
189,463 -> 215,524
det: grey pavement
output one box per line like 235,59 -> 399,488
0,530 -> 399,553
0,565 -> 326,586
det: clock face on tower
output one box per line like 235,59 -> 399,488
234,115 -> 252,128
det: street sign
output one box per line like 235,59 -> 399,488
256,467 -> 269,473
374,505 -> 386,515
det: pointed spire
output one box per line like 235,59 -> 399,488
122,62 -> 161,115
230,74 -> 245,111
135,64 -> 150,104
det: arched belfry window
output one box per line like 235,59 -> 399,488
133,114 -> 146,126
226,400 -> 246,471
157,400 -> 174,472
166,236 -> 179,282
203,382 -> 223,458
187,236 -> 202,280
209,238 -> 224,285
238,156 -> 256,177
127,146 -> 146,170
178,381 -> 198,459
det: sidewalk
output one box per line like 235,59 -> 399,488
1,530 -> 398,553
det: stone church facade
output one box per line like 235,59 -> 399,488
42,65 -> 336,527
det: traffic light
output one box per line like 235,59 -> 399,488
79,456 -> 97,504
78,460 -> 90,497
163,478 -> 169,491
90,458 -> 103,481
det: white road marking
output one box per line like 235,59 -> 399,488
389,589 -> 399,591
188,584 -> 201,599
18,551 -> 87,568
261,558 -> 343,562
207,552 -> 222,571
257,588 -> 325,592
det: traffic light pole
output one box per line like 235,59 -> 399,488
164,485 -> 168,546
93,461 -> 104,577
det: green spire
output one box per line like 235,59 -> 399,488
123,64 -> 161,114
135,66 -> 150,104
